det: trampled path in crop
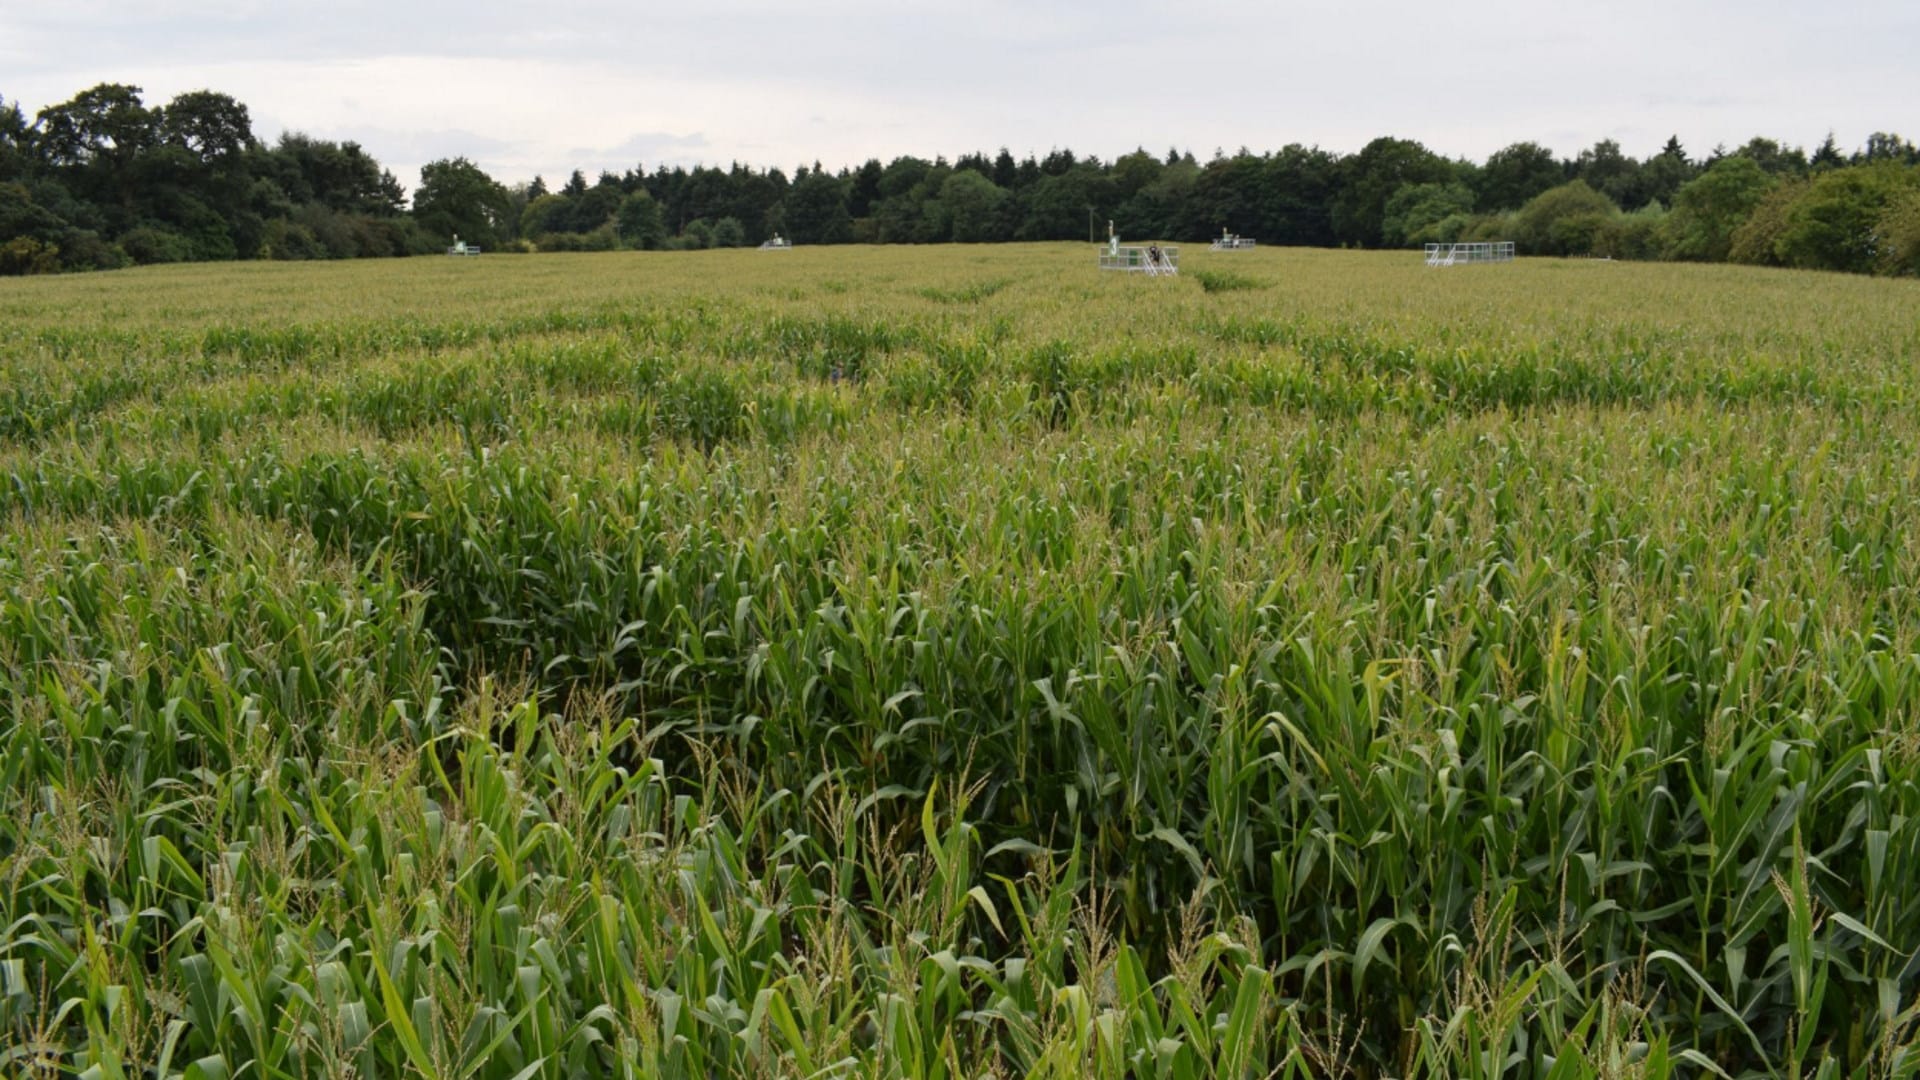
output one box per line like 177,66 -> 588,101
1,245 -> 1918,1077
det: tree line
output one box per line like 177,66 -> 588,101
4,82 -> 1919,277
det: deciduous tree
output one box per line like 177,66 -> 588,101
0,95 -> 31,181
1475,141 -> 1564,211
1775,164 -> 1920,273
616,190 -> 665,248
1332,137 -> 1454,247
1513,180 -> 1618,255
1664,156 -> 1773,261
161,90 -> 254,164
1383,181 -> 1475,245
937,169 -> 1006,243
782,171 -> 851,244
35,83 -> 157,168
413,156 -> 513,247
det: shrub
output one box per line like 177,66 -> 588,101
1513,181 -> 1619,255
1593,202 -> 1667,259
711,216 -> 747,248
681,218 -> 715,250
0,235 -> 60,274
1382,181 -> 1475,246
1728,179 -> 1808,266
1775,164 -> 1920,274
1877,190 -> 1920,275
260,218 -> 328,260
1458,211 -> 1517,243
616,191 -> 665,248
520,193 -> 571,238
1547,209 -> 1613,254
536,225 -> 619,252
1663,156 -> 1774,261
117,225 -> 196,265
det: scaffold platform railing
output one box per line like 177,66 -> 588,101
1425,241 -> 1514,267
1099,244 -> 1180,276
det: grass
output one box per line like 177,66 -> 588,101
1,243 -> 1918,1077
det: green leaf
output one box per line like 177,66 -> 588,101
1649,950 -> 1765,1061
1352,916 -> 1410,988
371,949 -> 443,1080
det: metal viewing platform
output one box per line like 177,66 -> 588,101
1096,220 -> 1178,277
1099,244 -> 1179,276
1425,241 -> 1514,267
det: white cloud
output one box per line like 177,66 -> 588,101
4,0 -> 1916,188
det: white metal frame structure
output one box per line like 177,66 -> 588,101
1098,244 -> 1180,276
1424,241 -> 1514,267
759,234 -> 793,250
1210,232 -> 1256,251
445,235 -> 481,256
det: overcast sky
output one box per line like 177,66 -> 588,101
4,1 -> 1916,194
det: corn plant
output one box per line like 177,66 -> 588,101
1,244 -> 1918,1076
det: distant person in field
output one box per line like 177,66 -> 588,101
1147,244 -> 1161,266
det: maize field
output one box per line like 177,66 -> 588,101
1,244 -> 1918,1077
